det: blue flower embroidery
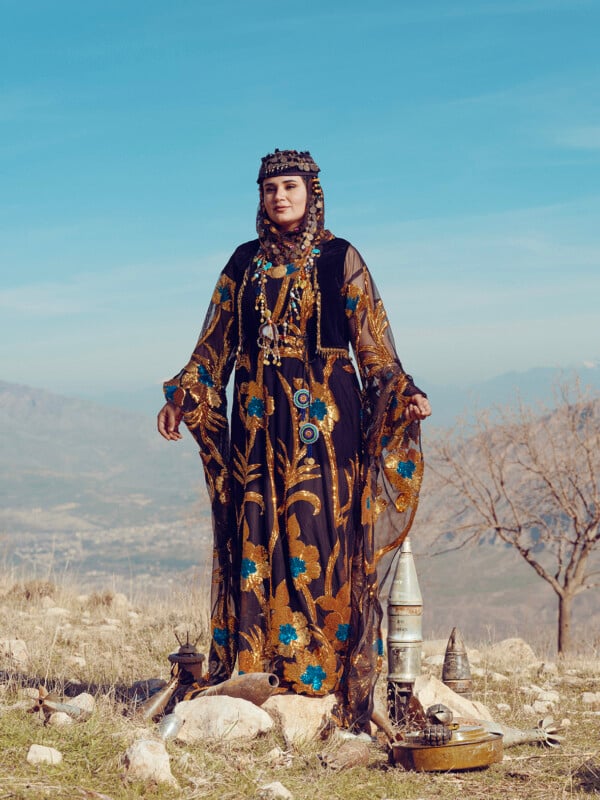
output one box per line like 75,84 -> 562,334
375,638 -> 384,656
335,623 -> 351,643
213,627 -> 229,646
397,459 -> 416,479
380,435 -> 390,447
390,395 -> 398,409
248,396 -> 265,418
240,558 -> 257,579
279,623 -> 298,645
309,399 -> 327,420
345,296 -> 359,312
217,284 -> 231,303
286,263 -> 297,275
290,556 -> 306,578
300,664 -> 327,691
198,364 -> 214,387
164,384 -> 177,403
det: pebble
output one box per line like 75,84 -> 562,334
0,638 -> 29,668
27,744 -> 63,765
48,711 -> 74,728
581,691 -> 600,706
258,781 -> 293,800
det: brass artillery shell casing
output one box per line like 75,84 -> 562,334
442,627 -> 472,699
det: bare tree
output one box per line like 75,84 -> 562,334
431,384 -> 600,653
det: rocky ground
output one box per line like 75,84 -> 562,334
1,576 -> 599,800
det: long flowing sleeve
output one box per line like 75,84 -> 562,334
163,260 -> 240,680
343,245 -> 424,571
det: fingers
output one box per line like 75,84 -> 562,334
157,403 -> 183,441
405,394 -> 432,422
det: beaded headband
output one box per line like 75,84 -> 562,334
257,149 -> 320,183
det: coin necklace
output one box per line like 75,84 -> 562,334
252,245 -> 321,367
252,245 -> 322,460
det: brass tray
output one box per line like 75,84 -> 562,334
391,725 -> 503,772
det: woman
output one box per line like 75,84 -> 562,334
157,149 -> 430,730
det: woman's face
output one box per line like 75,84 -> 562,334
262,174 -> 308,232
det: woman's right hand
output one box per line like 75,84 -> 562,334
157,402 -> 184,441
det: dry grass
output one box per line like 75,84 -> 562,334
1,573 -> 599,799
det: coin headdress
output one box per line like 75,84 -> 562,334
256,149 -> 333,266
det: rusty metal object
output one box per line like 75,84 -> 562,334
319,740 -> 371,770
426,703 -> 454,726
135,668 -> 180,721
462,716 -> 565,748
391,724 -> 503,771
190,672 -> 280,706
167,633 -> 205,683
29,687 -> 90,721
386,536 -> 423,725
416,724 -> 453,746
442,627 -> 473,698
371,706 -> 402,743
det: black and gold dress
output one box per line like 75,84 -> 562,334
164,236 -> 423,728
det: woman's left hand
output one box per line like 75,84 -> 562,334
405,393 -> 431,422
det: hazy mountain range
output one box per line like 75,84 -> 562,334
1,367 -> 599,648
85,363 -> 600,426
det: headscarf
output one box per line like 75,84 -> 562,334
256,149 -> 333,266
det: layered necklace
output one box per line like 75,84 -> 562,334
252,245 -> 321,367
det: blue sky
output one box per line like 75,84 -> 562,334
1,0 -> 599,399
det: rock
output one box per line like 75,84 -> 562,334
496,703 -> 511,712
67,655 -> 87,669
174,695 -> 273,742
123,739 -> 177,787
581,692 -> 600,707
533,700 -> 554,714
539,661 -> 558,676
490,671 -> 509,683
263,694 -> 338,746
23,687 -> 40,700
27,744 -> 63,765
258,781 -> 293,800
413,674 -> 493,721
484,638 -> 539,669
0,638 -> 29,668
71,692 -> 96,714
103,617 -> 121,626
41,596 -> 56,609
522,703 -> 535,715
48,711 -> 74,728
45,606 -> 70,618
266,746 -> 293,767
536,690 -> 560,704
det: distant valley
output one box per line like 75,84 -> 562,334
1,373 -> 598,650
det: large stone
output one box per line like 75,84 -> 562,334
123,738 -> 177,787
27,744 -> 63,765
484,638 -> 540,669
413,674 -> 493,721
0,638 -> 29,669
173,695 -> 273,742
263,694 -> 338,746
